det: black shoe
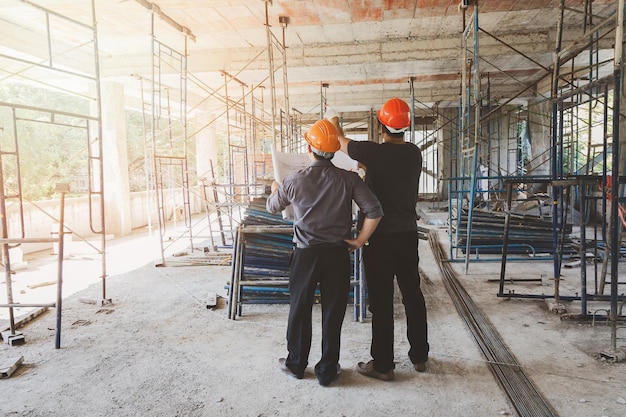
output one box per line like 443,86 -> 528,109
317,364 -> 341,387
279,358 -> 303,379
413,362 -> 427,373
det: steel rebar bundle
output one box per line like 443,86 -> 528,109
428,229 -> 558,417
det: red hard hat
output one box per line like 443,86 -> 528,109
304,119 -> 340,156
378,97 -> 411,132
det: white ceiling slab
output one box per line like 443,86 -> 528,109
0,0 -> 619,123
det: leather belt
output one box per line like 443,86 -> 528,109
295,241 -> 346,249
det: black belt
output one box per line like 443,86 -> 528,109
295,241 -> 346,249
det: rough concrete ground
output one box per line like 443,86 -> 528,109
0,208 -> 625,417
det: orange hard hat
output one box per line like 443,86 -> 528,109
304,119 -> 340,158
377,97 -> 411,132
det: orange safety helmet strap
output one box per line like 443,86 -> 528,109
304,119 -> 340,158
378,97 -> 411,132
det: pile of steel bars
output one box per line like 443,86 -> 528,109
429,228 -> 558,417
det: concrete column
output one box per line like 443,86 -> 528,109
527,97 -> 552,177
100,82 -> 132,237
195,113 -> 218,184
437,107 -> 458,201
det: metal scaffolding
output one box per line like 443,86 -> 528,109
0,0 -> 106,347
133,0 -> 300,265
447,0 -> 625,356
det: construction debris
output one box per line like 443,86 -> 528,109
0,356 -> 24,378
599,350 -> 626,363
206,292 -> 217,309
1,330 -> 25,345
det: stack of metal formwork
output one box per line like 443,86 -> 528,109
229,196 -> 294,317
227,196 -> 364,320
453,207 -> 575,256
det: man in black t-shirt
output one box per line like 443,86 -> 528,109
329,98 -> 429,381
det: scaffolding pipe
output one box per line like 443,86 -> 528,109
464,3 -> 480,273
89,0 -> 107,302
54,187 -> 67,349
609,0 -> 624,351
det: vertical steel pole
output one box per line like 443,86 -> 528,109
54,189 -> 66,349
609,0 -> 624,351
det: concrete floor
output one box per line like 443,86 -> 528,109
1,203 -> 625,417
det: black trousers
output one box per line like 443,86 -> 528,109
363,231 -> 429,372
284,245 -> 350,378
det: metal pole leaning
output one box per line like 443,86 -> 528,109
234,227 -> 245,319
227,226 -> 241,319
358,247 -> 367,322
54,183 -> 69,349
352,247 -> 358,321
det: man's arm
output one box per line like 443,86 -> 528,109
266,180 -> 289,214
344,176 -> 383,250
327,114 -> 351,155
344,216 -> 381,251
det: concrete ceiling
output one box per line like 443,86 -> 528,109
0,0 -> 619,124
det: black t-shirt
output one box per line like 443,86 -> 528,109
348,140 -> 422,233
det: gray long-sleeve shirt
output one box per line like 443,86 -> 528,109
266,159 -> 383,247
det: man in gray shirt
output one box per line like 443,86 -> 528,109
267,118 -> 382,386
